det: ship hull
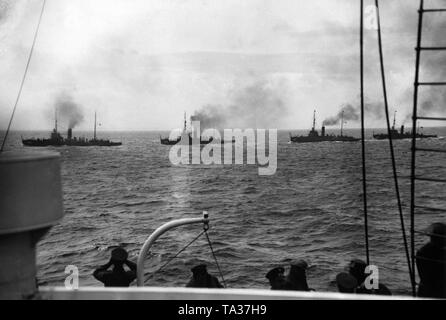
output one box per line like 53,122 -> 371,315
290,136 -> 360,143
160,137 -> 236,145
22,139 -> 122,147
22,139 -> 64,147
160,136 -> 220,145
373,133 -> 438,140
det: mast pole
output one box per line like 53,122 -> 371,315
94,111 -> 97,140
360,0 -> 370,266
312,110 -> 316,131
55,106 -> 58,132
341,110 -> 344,136
393,111 -> 396,129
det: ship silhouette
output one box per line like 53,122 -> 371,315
22,111 -> 122,147
290,110 -> 360,143
160,113 -> 235,145
373,111 -> 437,140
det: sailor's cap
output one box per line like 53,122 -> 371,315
425,222 -> 446,238
111,247 -> 128,262
290,259 -> 308,270
265,267 -> 285,280
191,264 -> 208,274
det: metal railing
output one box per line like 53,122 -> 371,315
136,212 -> 209,287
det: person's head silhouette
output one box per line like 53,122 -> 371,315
266,267 -> 286,290
427,223 -> 446,247
348,259 -> 367,285
111,247 -> 128,269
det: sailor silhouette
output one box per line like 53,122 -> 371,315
186,264 -> 223,288
93,247 -> 137,287
416,222 -> 446,298
265,266 -> 287,290
285,260 -> 312,291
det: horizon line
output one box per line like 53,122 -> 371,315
2,126 -> 445,133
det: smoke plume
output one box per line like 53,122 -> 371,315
191,80 -> 289,129
323,104 -> 359,126
323,99 -> 385,126
55,93 -> 84,129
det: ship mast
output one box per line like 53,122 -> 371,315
94,111 -> 97,140
184,111 -> 187,133
392,110 -> 397,130
55,106 -> 58,132
340,110 -> 344,136
312,110 -> 316,131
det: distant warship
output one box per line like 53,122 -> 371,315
373,111 -> 437,140
22,112 -> 122,147
160,113 -> 234,145
290,110 -> 360,143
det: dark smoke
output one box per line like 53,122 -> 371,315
55,93 -> 84,129
192,80 -> 289,129
323,99 -> 385,126
323,104 -> 359,126
191,104 -> 227,129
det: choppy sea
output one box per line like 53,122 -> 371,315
3,128 -> 446,295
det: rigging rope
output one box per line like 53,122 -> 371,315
374,0 -> 414,291
0,0 -> 47,152
410,0 -> 425,298
204,230 -> 227,288
360,0 -> 370,266
146,227 -> 227,289
151,230 -> 206,277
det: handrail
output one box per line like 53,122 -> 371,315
136,212 -> 209,287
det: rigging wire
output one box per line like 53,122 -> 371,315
0,0 -> 47,152
204,230 -> 227,288
144,228 -> 227,289
374,0 -> 414,291
360,0 -> 370,266
153,230 -> 206,276
410,0 -> 424,298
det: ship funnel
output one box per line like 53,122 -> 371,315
67,128 -> 72,140
321,126 -> 326,137
400,125 -> 404,135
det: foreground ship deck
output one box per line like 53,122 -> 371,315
38,287 -> 415,300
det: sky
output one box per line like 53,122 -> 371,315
0,0 -> 445,131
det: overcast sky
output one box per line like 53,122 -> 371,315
0,0 -> 444,131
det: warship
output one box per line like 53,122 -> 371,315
373,112 -> 437,140
160,113 -> 235,145
22,112 -> 122,147
290,111 -> 360,143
